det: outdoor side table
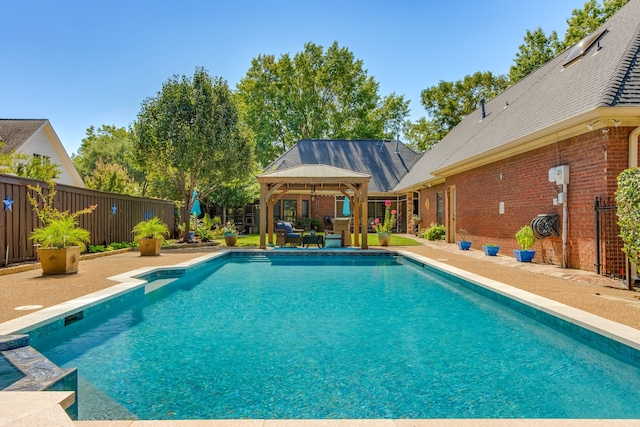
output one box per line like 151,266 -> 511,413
303,234 -> 324,248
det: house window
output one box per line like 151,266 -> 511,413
33,153 -> 51,165
302,200 -> 309,218
436,192 -> 443,225
283,200 -> 297,222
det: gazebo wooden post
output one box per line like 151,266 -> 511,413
267,196 -> 274,245
259,182 -> 268,249
361,182 -> 369,249
353,193 -> 360,247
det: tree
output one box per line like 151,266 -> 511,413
402,118 -> 442,152
133,67 -> 254,241
416,71 -> 509,146
15,155 -> 60,182
237,41 -> 410,166
209,164 -> 261,215
0,141 -> 23,174
509,28 -> 561,84
84,159 -> 140,195
72,125 -> 145,193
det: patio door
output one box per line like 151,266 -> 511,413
448,186 -> 456,243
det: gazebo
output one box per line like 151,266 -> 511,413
257,165 -> 372,249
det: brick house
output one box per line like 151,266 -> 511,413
394,0 -> 640,279
268,0 -> 640,282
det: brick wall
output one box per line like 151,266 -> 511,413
417,185 -> 446,231
446,127 -> 637,271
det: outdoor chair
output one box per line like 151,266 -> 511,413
275,221 -> 303,247
329,218 -> 352,247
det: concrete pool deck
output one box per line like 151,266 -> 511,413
2,236 -> 640,426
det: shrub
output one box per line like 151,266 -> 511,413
423,223 -> 446,241
515,225 -> 536,250
616,168 -> 640,265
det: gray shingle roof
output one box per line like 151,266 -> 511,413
0,119 -> 47,153
264,139 -> 422,193
395,0 -> 640,191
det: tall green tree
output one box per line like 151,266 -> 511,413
133,67 -> 254,240
72,125 -> 144,193
15,155 -> 60,182
84,159 -> 140,195
0,142 -> 22,174
509,28 -> 561,83
562,0 -> 628,49
402,118 -> 442,152
416,71 -> 509,147
237,41 -> 410,166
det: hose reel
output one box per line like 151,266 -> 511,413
530,214 -> 559,239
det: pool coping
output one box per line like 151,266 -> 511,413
2,249 -> 640,426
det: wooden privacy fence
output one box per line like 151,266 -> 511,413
0,175 -> 176,265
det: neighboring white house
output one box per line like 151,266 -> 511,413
0,119 -> 84,187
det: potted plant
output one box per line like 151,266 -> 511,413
412,214 -> 421,235
514,225 -> 536,262
457,229 -> 471,250
27,181 -> 96,275
373,200 -> 396,246
482,243 -> 500,256
132,217 -> 170,256
223,220 -> 238,246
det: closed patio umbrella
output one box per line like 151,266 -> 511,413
191,190 -> 201,216
342,197 -> 351,216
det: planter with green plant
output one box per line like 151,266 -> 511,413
482,243 -> 500,256
458,229 -> 471,250
132,217 -> 170,256
514,225 -> 536,262
373,200 -> 396,246
27,180 -> 96,275
223,220 -> 238,246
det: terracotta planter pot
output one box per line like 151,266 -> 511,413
224,233 -> 238,247
37,246 -> 81,275
377,232 -> 391,246
138,238 -> 162,256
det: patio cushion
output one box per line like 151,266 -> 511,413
276,221 -> 300,237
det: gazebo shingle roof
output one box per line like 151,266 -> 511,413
264,139 -> 422,194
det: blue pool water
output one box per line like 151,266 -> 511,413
31,253 -> 640,420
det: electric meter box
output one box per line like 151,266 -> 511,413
548,165 -> 570,185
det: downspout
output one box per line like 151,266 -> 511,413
629,126 -> 640,168
563,182 -> 568,269
628,127 -> 640,284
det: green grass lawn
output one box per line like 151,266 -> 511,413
216,233 -> 422,247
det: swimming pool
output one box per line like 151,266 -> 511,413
21,251 -> 640,419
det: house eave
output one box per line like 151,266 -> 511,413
394,178 -> 447,194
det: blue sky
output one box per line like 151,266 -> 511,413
2,0 -> 586,156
